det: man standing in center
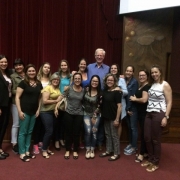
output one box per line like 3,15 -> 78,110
87,48 -> 110,151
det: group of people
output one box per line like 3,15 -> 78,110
0,48 -> 172,172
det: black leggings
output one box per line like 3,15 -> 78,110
63,112 -> 83,152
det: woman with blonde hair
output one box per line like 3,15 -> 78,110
33,62 -> 51,154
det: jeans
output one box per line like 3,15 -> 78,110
84,115 -> 100,150
11,104 -> 19,144
18,113 -> 36,154
64,112 -> 83,152
144,111 -> 164,165
96,117 -> 104,146
40,111 -> 55,151
126,108 -> 138,148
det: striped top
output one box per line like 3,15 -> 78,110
147,81 -> 167,112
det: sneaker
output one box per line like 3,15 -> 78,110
124,148 -> 136,155
85,150 -> 91,159
146,164 -> 159,172
90,150 -> 95,158
124,144 -> 132,152
33,145 -> 40,154
38,142 -> 43,149
141,161 -> 152,167
12,144 -> 19,154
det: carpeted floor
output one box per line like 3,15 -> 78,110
0,143 -> 180,180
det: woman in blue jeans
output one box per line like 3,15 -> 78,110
124,65 -> 138,155
40,73 -> 61,159
83,75 -> 101,159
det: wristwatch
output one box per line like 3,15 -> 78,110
165,115 -> 169,119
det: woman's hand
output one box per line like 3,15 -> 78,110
127,111 -> 133,116
161,117 -> 167,127
19,111 -> 25,120
113,119 -> 119,127
130,95 -> 137,101
54,109 -> 59,117
35,109 -> 40,118
56,95 -> 63,103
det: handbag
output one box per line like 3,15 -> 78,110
57,97 -> 67,111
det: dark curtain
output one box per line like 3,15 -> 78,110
0,0 -> 123,72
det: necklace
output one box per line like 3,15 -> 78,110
139,82 -> 148,90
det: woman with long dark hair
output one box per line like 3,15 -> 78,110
83,75 -> 101,159
130,69 -> 150,162
16,64 -> 42,162
142,65 -> 172,172
124,65 -> 138,156
11,58 -> 25,154
0,55 -> 12,160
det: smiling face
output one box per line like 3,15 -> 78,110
110,65 -> 118,75
106,75 -> 115,89
73,74 -> 82,86
61,61 -> 68,73
14,64 -> 24,74
125,66 -> 134,79
95,49 -> 105,65
79,59 -> 87,73
91,77 -> 99,88
26,67 -> 36,79
151,67 -> 161,83
138,71 -> 148,84
42,63 -> 50,76
51,78 -> 60,87
0,58 -> 8,72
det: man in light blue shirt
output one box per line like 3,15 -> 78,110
87,48 -> 109,89
87,48 -> 109,151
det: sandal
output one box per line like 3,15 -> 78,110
135,154 -> 143,163
108,155 -> 120,161
73,152 -> 78,160
47,151 -> 54,155
146,164 -> 159,172
64,151 -> 70,160
42,152 -> 50,159
141,161 -> 152,167
26,153 -> 36,159
99,152 -> 112,158
20,156 -> 30,162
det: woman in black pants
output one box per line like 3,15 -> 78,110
130,69 -> 150,162
0,55 -> 12,160
62,72 -> 84,160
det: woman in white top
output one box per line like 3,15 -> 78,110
142,65 -> 172,172
33,62 -> 51,154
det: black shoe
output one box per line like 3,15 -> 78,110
12,144 -> 19,154
0,151 -> 9,157
0,154 -> 6,160
108,155 -> 120,161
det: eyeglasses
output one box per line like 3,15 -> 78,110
74,78 -> 81,81
139,74 -> 146,77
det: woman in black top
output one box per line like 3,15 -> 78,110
99,74 -> 122,161
16,64 -> 42,162
130,69 -> 150,162
0,55 -> 12,160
